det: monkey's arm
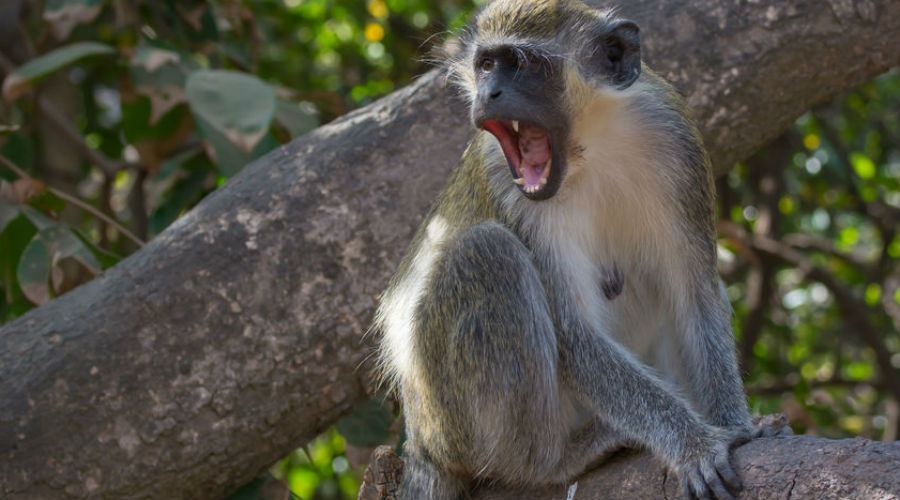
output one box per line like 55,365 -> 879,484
679,281 -> 755,430
557,316 -> 742,500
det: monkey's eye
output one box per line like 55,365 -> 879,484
480,57 -> 495,72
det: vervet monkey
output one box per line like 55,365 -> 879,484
377,1 -> 776,498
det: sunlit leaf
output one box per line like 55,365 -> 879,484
850,152 -> 876,179
43,0 -> 104,41
838,226 -> 859,248
364,23 -> 385,42
368,0 -> 388,18
844,362 -> 874,380
864,283 -> 881,306
803,133 -> 820,150
286,468 -> 319,500
839,415 -> 865,434
778,196 -> 794,214
2,42 -> 115,101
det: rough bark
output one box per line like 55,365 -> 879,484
1,0 -> 898,498
358,436 -> 900,500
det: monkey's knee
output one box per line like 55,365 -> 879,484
440,223 -> 556,366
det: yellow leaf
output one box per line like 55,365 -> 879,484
803,133 -> 820,150
368,0 -> 388,19
365,23 -> 385,42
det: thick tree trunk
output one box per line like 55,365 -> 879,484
1,0 -> 898,498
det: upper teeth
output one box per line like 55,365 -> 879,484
512,120 -> 519,132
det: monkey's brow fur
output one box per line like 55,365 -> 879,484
376,1 -> 758,499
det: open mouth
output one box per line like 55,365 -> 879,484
482,119 -> 553,196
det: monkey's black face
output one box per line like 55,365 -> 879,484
470,46 -> 567,201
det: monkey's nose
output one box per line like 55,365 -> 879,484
490,89 -> 503,99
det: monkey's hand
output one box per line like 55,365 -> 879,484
674,427 -> 744,500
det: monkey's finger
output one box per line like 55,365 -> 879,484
687,474 -> 714,500
701,459 -> 734,500
714,452 -> 742,492
681,478 -> 694,500
707,477 -> 736,500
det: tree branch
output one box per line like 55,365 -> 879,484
358,437 -> 900,500
0,154 -> 145,247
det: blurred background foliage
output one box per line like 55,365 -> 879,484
0,0 -> 897,499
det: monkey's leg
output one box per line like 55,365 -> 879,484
400,444 -> 468,500
405,221 -> 564,494
549,417 -> 636,483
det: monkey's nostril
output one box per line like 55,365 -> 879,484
490,89 -> 502,99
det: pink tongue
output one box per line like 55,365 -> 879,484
518,124 -> 550,187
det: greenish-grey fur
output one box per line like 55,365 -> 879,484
376,1 -> 781,499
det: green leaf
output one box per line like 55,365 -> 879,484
335,397 -> 393,448
19,205 -> 57,230
838,226 -> 859,248
850,152 -> 876,179
2,42 -> 115,101
844,361 -> 874,381
274,99 -> 319,138
129,45 -> 195,124
186,70 -> 275,175
72,228 -> 121,269
16,226 -> 102,305
43,0 -> 104,41
0,214 -> 37,296
864,283 -> 881,306
0,199 -> 19,231
196,113 -> 278,177
17,234 -> 52,305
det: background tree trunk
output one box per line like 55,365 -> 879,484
1,0 -> 898,498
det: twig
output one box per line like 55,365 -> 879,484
747,376 -> 882,395
719,221 -> 900,401
0,50 -> 138,177
0,154 -> 145,247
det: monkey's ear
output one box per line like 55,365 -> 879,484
592,20 -> 641,90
